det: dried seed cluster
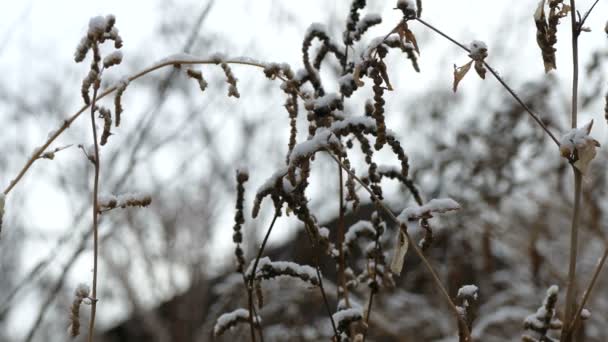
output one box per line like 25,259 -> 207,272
534,0 -> 570,72
68,283 -> 90,338
232,169 -> 249,273
75,14 -> 124,146
523,285 -> 562,342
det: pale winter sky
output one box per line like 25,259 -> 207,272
0,0 -> 606,339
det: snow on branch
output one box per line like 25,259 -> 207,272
332,307 -> 363,334
245,257 -> 319,286
522,285 -> 562,341
213,308 -> 261,337
559,119 -> 600,174
97,193 -> 152,212
397,198 -> 461,222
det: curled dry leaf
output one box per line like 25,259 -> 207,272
453,61 -> 473,92
395,21 -> 419,54
390,225 -> 409,275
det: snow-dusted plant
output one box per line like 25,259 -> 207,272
1,0 -> 606,341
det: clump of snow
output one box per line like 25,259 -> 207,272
469,40 -> 487,55
246,257 -> 319,285
581,308 -> 591,320
559,120 -> 600,174
458,285 -> 479,300
332,307 -> 363,329
546,284 -> 559,296
103,50 -> 123,68
88,16 -> 109,36
289,129 -> 341,165
397,198 -> 461,222
306,23 -> 328,36
559,120 -> 597,151
344,220 -> 375,246
330,116 -> 377,132
319,227 -> 330,239
214,308 -> 260,336
396,0 -> 417,13
75,283 -> 90,297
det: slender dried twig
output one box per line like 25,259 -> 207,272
414,17 -> 560,146
87,53 -> 102,342
568,242 -> 608,332
2,58 -> 288,197
562,2 -> 582,340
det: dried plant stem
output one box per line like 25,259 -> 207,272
568,242 -> 608,332
414,17 -> 560,146
362,240 -> 380,342
325,151 -> 471,340
337,159 -> 350,307
562,1 -> 581,340
87,65 -> 102,342
247,214 -> 281,342
3,58 -> 283,197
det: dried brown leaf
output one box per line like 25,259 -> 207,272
474,61 -> 486,79
453,61 -> 473,92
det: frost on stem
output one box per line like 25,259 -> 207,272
213,308 -> 261,337
68,283 -> 90,338
559,120 -> 600,174
522,285 -> 562,342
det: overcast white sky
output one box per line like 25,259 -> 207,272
1,0 -> 607,339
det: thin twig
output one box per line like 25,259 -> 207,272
337,158 -> 350,307
2,58 -> 288,197
414,17 -> 561,146
577,0 -> 600,35
325,151 -> 471,340
562,1 -> 582,340
87,61 -> 102,342
247,214 -> 280,342
301,223 -> 340,340
568,242 -> 608,332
